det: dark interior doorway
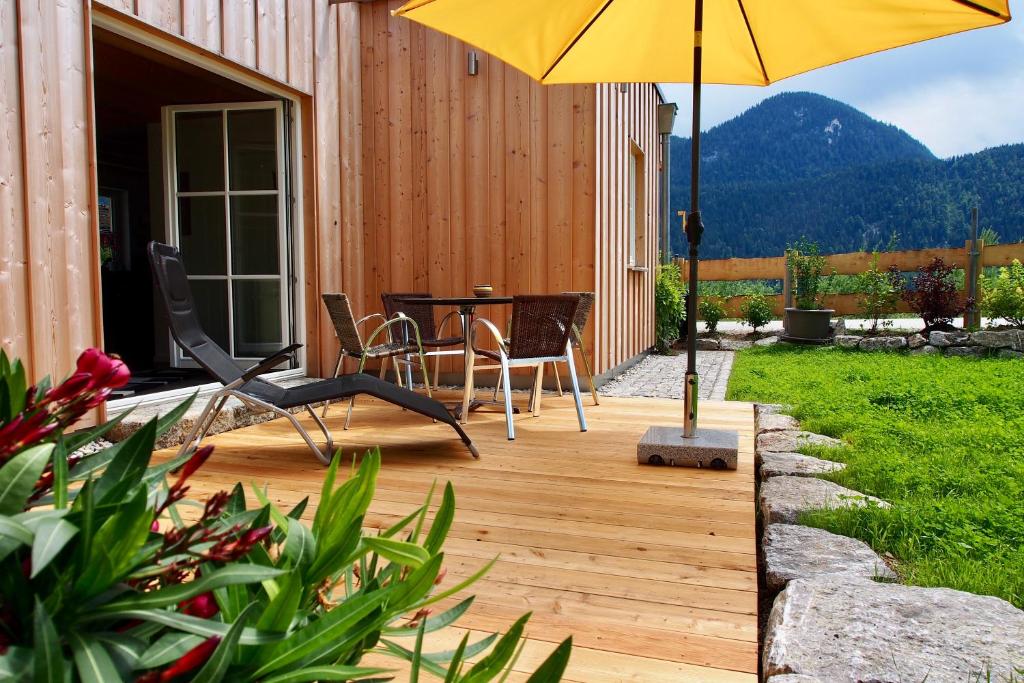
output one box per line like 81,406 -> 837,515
92,27 -> 271,399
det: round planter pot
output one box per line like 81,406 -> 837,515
783,308 -> 834,343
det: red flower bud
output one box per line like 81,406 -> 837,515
158,636 -> 220,681
176,445 -> 214,485
44,373 -> 92,404
151,519 -> 161,533
179,592 -> 219,619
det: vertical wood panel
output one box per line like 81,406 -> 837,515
256,0 -> 288,83
287,0 -> 313,93
222,0 -> 257,70
182,0 -> 221,53
338,2 -> 364,331
388,2 -> 413,291
137,0 -> 181,35
369,3 -> 390,305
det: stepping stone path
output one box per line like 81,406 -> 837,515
599,351 -> 734,400
764,575 -> 1024,681
760,476 -> 889,524
760,452 -> 845,479
754,412 -> 800,434
763,524 -> 895,591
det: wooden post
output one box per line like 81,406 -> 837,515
964,207 -> 982,329
782,250 -> 793,310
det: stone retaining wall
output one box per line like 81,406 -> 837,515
753,404 -> 1024,681
834,329 -> 1024,358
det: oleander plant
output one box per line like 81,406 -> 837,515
0,349 -> 571,682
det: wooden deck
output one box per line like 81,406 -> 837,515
159,392 -> 757,681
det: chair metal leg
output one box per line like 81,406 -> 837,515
176,392 -> 229,458
579,346 -> 600,406
461,347 -> 475,425
565,345 -> 588,432
500,356 -> 515,440
392,356 -> 404,387
493,371 -> 501,402
433,355 -> 441,391
531,364 -> 544,417
551,362 -> 564,397
322,349 -> 346,418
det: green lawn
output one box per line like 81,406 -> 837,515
727,346 -> 1024,608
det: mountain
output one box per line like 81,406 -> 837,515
668,92 -> 1024,259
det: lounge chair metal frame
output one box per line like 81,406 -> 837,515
148,241 -> 479,463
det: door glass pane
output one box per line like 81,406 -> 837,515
175,112 -> 224,192
233,280 -> 281,357
189,279 -> 230,351
230,195 -> 279,275
178,197 -> 226,275
228,109 -> 278,191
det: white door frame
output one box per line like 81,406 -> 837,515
94,13 -> 308,414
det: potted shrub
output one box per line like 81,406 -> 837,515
783,239 -> 835,342
698,296 -> 726,334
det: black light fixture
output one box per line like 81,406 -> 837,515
468,50 -> 479,76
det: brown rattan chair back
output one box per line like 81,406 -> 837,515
508,295 -> 580,360
561,291 -> 594,340
321,293 -> 364,355
382,292 -> 437,339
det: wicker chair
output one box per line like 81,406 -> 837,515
467,295 -> 587,440
381,292 -> 465,390
321,293 -> 432,428
552,291 -> 599,405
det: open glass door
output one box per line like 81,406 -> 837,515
163,102 -> 293,368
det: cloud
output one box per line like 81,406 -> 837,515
864,73 -> 1024,157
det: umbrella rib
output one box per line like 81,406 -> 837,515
736,0 -> 769,85
541,0 -> 616,82
951,0 -> 1007,17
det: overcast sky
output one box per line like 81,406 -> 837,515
660,1 -> 1024,158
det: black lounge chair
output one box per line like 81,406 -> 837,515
147,242 -> 479,463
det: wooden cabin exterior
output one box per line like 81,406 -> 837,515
0,0 -> 665,407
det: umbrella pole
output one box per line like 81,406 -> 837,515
683,0 -> 704,438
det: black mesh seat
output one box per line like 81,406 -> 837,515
148,242 -> 478,463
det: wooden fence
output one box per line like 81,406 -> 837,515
677,241 -> 1024,319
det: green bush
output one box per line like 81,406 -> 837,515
698,297 -> 726,333
655,262 -> 686,351
786,238 -> 834,310
739,292 -> 773,332
0,350 -> 571,682
855,253 -> 900,333
981,259 -> 1024,329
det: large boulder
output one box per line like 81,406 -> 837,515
928,330 -> 970,347
719,338 -> 753,351
766,676 -> 824,683
859,336 -> 907,352
998,349 -> 1024,359
754,403 -> 789,418
696,337 -> 721,350
756,430 -> 842,456
910,344 -> 940,356
756,413 -> 801,434
763,576 -> 1024,681
763,524 -> 895,591
833,335 -> 860,349
907,333 -> 928,349
755,335 -> 781,346
970,329 -> 1022,349
760,452 -> 845,480
759,476 -> 889,524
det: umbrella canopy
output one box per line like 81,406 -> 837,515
394,0 -> 1011,440
393,0 -> 1009,85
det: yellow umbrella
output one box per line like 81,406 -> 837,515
394,0 -> 1011,440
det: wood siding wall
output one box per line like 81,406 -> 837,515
94,0 -> 314,93
339,0 -> 600,378
0,0 -> 100,384
594,84 -> 660,374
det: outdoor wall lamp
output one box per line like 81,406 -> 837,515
468,50 -> 479,75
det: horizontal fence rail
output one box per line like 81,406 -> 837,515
677,241 -> 1024,318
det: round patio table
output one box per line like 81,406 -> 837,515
395,295 -> 514,422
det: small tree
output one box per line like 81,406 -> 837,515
856,253 -> 899,334
786,238 -> 833,310
740,292 -> 773,333
889,257 -> 966,333
698,296 -> 726,334
981,259 -> 1024,329
655,262 -> 686,352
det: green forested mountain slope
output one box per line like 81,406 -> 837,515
668,92 -> 1024,258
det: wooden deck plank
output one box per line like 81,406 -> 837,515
156,394 -> 757,679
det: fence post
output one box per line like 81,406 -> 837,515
964,207 -> 982,329
782,251 -> 793,311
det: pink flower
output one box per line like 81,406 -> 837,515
76,348 -> 130,391
179,592 -> 219,619
155,636 -> 220,682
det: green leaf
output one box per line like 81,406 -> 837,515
364,536 -> 430,569
73,485 -> 152,599
51,439 -> 69,510
93,634 -> 145,674
416,556 -> 497,610
410,618 -> 427,683
97,564 -> 285,613
461,613 -> 532,683
0,515 -> 33,546
225,483 -> 246,514
213,583 -> 248,624
0,444 -> 54,514
525,637 -> 572,683
424,482 -> 455,554
93,419 -> 156,503
33,599 -> 65,683
282,518 -> 315,569
260,665 -> 395,683
69,632 -> 122,683
31,517 -> 78,578
285,497 -> 308,520
389,553 -> 444,607
0,646 -> 32,680
81,609 -> 282,645
385,596 -> 474,637
137,633 -> 204,669
191,602 -> 258,683
380,504 -> 427,539
443,633 -> 469,683
255,569 -> 302,633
